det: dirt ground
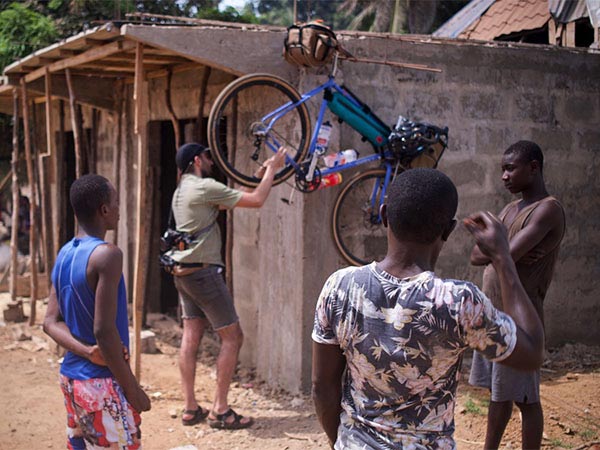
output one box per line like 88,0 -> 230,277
1,296 -> 599,450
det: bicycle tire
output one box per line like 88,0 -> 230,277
207,73 -> 311,187
332,168 -> 398,266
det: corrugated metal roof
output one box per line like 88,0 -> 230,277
433,0 -> 496,38
460,0 -> 550,40
549,0 -> 589,23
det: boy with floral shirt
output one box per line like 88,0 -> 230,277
311,168 -> 544,449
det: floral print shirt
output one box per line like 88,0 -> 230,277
312,263 -> 517,450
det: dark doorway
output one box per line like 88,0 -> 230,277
148,117 -> 224,316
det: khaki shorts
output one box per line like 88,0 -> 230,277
174,265 -> 239,330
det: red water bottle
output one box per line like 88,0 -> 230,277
319,173 -> 343,189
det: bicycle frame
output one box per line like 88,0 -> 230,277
258,72 -> 392,182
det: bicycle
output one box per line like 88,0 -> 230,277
207,53 -> 448,266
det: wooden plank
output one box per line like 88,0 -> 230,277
65,69 -> 84,178
43,68 -> 53,158
565,22 -> 575,47
25,40 -> 137,84
56,100 -> 66,246
132,42 -> 147,380
10,88 -> 20,302
165,69 -> 180,149
194,66 -> 211,142
21,78 -> 39,325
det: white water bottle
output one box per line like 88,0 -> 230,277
316,121 -> 332,153
324,149 -> 358,168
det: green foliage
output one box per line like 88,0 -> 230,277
196,6 -> 258,23
0,2 -> 57,70
463,396 -> 486,416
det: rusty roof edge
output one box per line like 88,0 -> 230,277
337,31 -> 600,55
3,22 -> 121,76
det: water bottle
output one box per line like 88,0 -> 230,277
319,173 -> 343,189
316,121 -> 332,153
324,149 -> 358,168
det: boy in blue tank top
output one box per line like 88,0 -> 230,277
44,174 -> 150,449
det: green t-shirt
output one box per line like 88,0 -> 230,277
168,174 -> 242,266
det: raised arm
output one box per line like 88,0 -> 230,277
312,342 -> 346,448
235,147 -> 286,208
91,244 -> 150,412
43,285 -> 106,365
464,212 -> 544,370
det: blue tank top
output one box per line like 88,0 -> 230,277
51,235 -> 129,380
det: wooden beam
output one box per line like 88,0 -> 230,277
25,40 -> 137,84
10,88 -> 20,302
165,68 -> 180,149
58,49 -> 82,57
43,68 -> 53,158
65,69 -> 84,178
132,42 -> 147,380
565,21 -> 576,47
195,66 -> 211,143
21,78 -> 39,325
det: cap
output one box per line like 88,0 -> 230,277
176,143 -> 209,172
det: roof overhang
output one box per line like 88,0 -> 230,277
0,21 -> 298,116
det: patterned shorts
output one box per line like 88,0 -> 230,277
60,374 -> 141,449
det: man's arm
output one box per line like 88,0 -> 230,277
465,212 -> 544,371
312,342 -> 346,449
235,147 -> 286,208
43,285 -> 105,365
91,244 -> 150,412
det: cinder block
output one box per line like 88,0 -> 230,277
3,301 -> 25,323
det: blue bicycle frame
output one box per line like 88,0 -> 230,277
259,75 -> 392,179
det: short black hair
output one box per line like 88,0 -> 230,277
386,168 -> 458,244
504,140 -> 544,172
70,174 -> 112,224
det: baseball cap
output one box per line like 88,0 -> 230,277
176,143 -> 209,172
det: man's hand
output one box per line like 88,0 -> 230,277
126,385 -> 151,412
88,344 -> 130,366
263,146 -> 287,171
464,211 -> 510,261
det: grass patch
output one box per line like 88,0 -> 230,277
547,437 -> 571,448
463,396 -> 486,416
580,429 -> 598,440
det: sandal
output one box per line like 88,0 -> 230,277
181,407 -> 209,426
208,408 -> 254,430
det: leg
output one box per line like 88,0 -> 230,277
212,321 -> 244,414
179,317 -> 207,417
516,401 -> 543,450
484,400 -> 513,450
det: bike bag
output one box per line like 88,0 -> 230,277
283,20 -> 338,68
325,88 -> 391,149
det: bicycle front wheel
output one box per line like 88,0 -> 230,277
208,73 -> 311,187
332,168 -> 394,266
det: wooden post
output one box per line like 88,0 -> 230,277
194,66 -> 211,143
112,81 -> 124,246
10,88 -> 21,302
165,69 -> 181,149
65,69 -> 84,178
56,100 -> 66,246
21,78 -> 39,325
565,22 -> 576,47
132,42 -> 148,380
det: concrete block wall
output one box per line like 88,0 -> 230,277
225,34 -> 599,392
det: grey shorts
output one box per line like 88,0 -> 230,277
173,265 -> 239,330
468,350 -> 540,404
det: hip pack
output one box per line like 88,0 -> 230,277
283,21 -> 338,67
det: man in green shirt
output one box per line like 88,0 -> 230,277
167,143 -> 285,429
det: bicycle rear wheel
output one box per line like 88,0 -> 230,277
208,73 -> 311,187
332,168 -> 394,266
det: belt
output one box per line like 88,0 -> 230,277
176,262 -> 210,269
